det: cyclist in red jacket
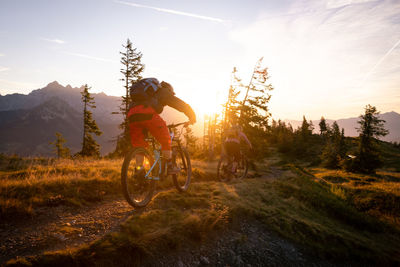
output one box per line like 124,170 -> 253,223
128,78 -> 196,176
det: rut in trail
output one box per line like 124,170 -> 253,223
0,197 -> 134,264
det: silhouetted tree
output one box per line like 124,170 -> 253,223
346,105 -> 388,173
184,126 -> 197,154
79,84 -> 102,157
114,38 -> 144,156
50,132 -> 70,159
322,121 -> 346,168
319,116 -> 328,136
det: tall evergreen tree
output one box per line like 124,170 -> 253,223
184,126 -> 197,153
350,105 -> 388,173
322,121 -> 346,168
319,116 -> 328,136
79,84 -> 102,157
115,38 -> 144,155
50,132 -> 70,159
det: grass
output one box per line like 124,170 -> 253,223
6,162 -> 400,266
310,167 -> 400,228
0,158 -> 123,219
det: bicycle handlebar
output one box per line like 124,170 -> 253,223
167,121 -> 190,129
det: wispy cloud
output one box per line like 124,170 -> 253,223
230,0 -> 400,119
115,0 -> 225,23
64,52 -> 117,63
0,66 -> 10,72
0,53 -> 4,57
41,38 -> 65,44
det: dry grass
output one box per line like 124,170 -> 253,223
310,167 -> 400,228
7,163 -> 400,266
0,158 -> 123,218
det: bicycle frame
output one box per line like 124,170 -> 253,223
142,122 -> 185,181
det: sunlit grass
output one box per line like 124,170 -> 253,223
0,158 -> 123,218
7,165 -> 400,266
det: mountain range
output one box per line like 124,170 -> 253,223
284,111 -> 400,143
0,81 -> 122,156
0,81 -> 399,156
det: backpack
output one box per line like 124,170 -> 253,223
130,78 -> 159,107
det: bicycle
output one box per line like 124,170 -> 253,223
217,149 -> 249,182
121,122 -> 192,208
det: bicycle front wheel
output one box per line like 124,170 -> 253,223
121,147 -> 155,208
172,146 -> 191,192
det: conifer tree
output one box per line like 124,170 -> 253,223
79,84 -> 102,157
50,132 -> 70,159
319,116 -> 328,136
322,121 -> 345,168
115,38 -> 144,155
184,126 -> 197,153
349,105 -> 388,173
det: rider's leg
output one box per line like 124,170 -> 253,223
129,120 -> 148,170
146,115 -> 179,175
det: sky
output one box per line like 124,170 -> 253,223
0,0 -> 399,121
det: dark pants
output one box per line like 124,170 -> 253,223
224,141 -> 241,162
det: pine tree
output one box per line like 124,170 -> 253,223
115,38 -> 144,155
349,105 -> 388,173
224,58 -> 273,157
79,84 -> 102,157
184,126 -> 197,154
322,121 -> 345,168
300,115 -> 313,140
50,132 -> 70,159
319,116 -> 328,136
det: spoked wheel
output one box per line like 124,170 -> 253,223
235,155 -> 249,179
121,147 -> 155,208
217,155 -> 233,182
172,146 -> 191,192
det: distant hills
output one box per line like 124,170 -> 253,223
285,111 -> 400,143
0,81 -> 122,156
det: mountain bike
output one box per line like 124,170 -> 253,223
121,122 -> 191,208
217,149 -> 248,182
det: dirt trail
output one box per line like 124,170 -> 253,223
1,162 -> 323,266
0,197 -> 134,264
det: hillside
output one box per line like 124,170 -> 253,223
1,154 -> 400,266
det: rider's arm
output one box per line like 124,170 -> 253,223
239,131 -> 252,148
168,96 -> 196,123
156,85 -> 196,123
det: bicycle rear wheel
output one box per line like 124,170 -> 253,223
172,146 -> 191,192
235,155 -> 249,179
121,147 -> 155,208
217,155 -> 232,182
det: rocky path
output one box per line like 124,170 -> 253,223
0,197 -> 134,264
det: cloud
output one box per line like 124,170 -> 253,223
114,0 -> 226,23
41,38 -> 65,44
0,66 -> 10,72
230,0 -> 400,118
0,79 -> 40,94
64,52 -> 117,63
0,53 -> 4,57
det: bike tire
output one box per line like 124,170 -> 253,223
217,156 -> 232,182
121,147 -> 155,208
236,156 -> 249,179
172,146 -> 191,192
